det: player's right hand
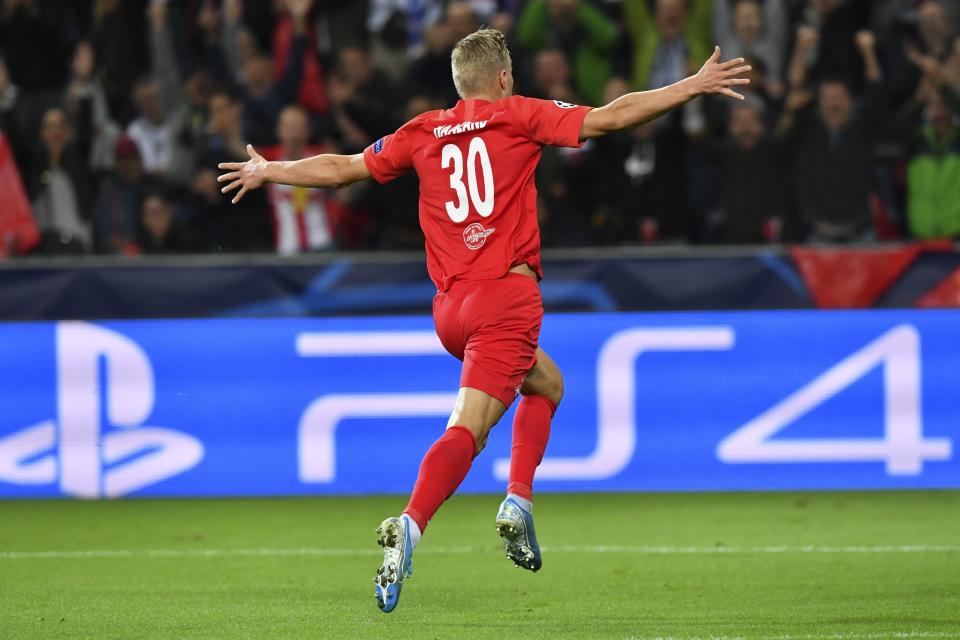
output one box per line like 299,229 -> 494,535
218,144 -> 267,204
693,46 -> 751,101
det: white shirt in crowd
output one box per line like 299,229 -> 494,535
32,167 -> 91,247
268,182 -> 333,255
126,118 -> 173,175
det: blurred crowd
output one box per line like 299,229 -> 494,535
2,0 -> 960,256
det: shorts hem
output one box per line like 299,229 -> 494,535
459,378 -> 517,410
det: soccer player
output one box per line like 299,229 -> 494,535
218,29 -> 749,613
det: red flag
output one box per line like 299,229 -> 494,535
0,134 -> 39,256
790,241 -> 953,308
917,267 -> 960,308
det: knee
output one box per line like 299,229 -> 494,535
536,368 -> 564,407
549,371 -> 564,407
446,387 -> 507,456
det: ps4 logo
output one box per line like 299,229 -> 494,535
0,322 -> 203,498
297,324 -> 951,483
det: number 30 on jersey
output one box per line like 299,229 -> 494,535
441,137 -> 494,222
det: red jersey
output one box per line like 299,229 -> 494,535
362,96 -> 592,291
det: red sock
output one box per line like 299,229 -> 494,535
507,395 -> 556,502
403,425 -> 475,533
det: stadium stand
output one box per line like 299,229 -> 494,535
1,0 -> 960,255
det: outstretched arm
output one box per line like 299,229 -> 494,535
580,46 -> 750,139
218,144 -> 371,204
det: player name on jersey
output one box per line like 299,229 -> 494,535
433,121 -> 489,139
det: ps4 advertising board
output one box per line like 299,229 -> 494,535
0,310 -> 956,498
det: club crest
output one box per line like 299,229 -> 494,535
463,222 -> 495,250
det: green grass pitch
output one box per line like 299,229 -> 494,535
1,491 -> 958,639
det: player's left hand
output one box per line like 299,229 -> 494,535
217,144 -> 268,204
694,46 -> 751,101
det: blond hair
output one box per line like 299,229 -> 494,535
451,28 -> 512,98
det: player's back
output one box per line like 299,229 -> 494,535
363,95 -> 591,291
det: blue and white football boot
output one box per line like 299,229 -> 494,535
496,497 -> 542,572
374,516 -> 414,613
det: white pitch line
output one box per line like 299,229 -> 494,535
1,544 -> 959,560
552,544 -> 960,554
627,633 -> 960,640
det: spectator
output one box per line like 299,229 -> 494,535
622,0 -> 713,91
64,40 -> 121,173
587,121 -> 693,243
28,108 -> 92,252
945,35 -> 960,92
312,0 -> 370,56
697,54 -> 786,133
620,0 -> 715,195
408,3 -> 480,107
894,2 -> 960,100
126,1 -> 184,179
190,165 -> 272,253
227,0 -> 310,146
895,71 -> 960,238
693,98 -> 793,243
740,56 -> 785,117
409,22 -> 460,107
712,0 -> 788,83
532,49 -> 582,103
270,0 -> 328,118
348,94 -> 430,250
91,0 -> 148,125
201,88 -> 248,171
537,136 -> 593,245
173,69 -> 215,180
329,47 -> 402,150
126,79 -> 174,177
915,0 -> 958,52
192,89 -> 272,252
0,55 -> 29,187
487,3 -> 520,39
92,136 -> 144,254
447,1 -> 484,42
144,0 -> 223,186
137,189 -> 202,254
789,0 -> 870,94
222,0 -> 255,84
516,0 -> 619,105
782,30 -> 885,242
586,72 -> 700,244
0,0 -> 82,130
872,0 -> 960,39
265,105 -> 336,254
368,0 -> 445,75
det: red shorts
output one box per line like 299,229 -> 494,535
433,272 -> 543,408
